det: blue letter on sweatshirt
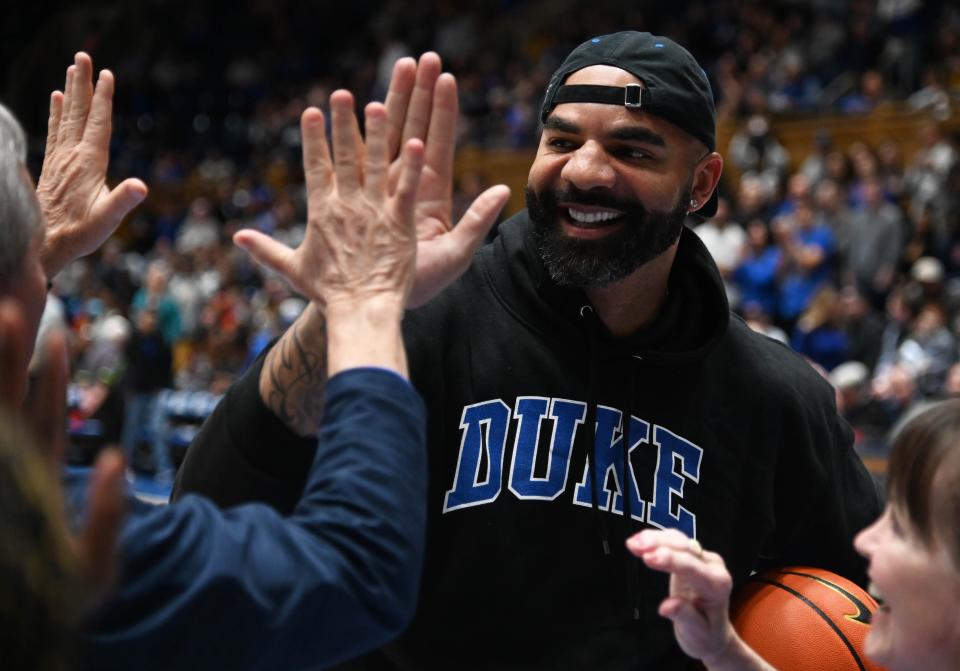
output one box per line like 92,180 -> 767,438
573,407 -> 647,520
647,426 -> 703,538
509,398 -> 585,500
444,400 -> 511,513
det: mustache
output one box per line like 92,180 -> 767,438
544,186 -> 646,215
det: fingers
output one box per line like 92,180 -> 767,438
82,69 -> 115,152
43,91 -> 64,168
301,107 -> 333,207
394,139 -> 425,225
330,90 -> 362,194
63,53 -> 94,145
57,65 -> 75,148
364,103 -> 389,199
629,530 -> 732,600
423,72 -> 458,185
400,52 -> 442,147
0,300 -> 28,411
79,448 -> 127,602
384,57 -> 417,157
450,184 -> 511,256
233,229 -> 298,286
627,527 -> 698,555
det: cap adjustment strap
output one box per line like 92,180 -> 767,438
547,84 -> 650,117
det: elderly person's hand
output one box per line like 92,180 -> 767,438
234,92 -> 427,375
36,52 -> 148,278
234,93 -> 423,313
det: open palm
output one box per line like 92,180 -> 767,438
383,53 -> 510,307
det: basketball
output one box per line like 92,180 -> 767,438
731,566 -> 886,671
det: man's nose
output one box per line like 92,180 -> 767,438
559,141 -> 616,191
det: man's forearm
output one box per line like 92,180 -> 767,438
259,304 -> 328,437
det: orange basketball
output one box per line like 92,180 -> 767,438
731,566 -> 887,671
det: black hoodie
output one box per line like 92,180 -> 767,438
176,212 -> 882,670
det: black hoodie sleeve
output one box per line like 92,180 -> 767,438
171,343 -> 318,514
761,382 -> 884,587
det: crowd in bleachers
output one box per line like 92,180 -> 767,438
11,0 -> 958,475
694,112 -> 960,456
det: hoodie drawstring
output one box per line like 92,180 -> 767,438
580,305 -> 643,627
624,356 -> 642,622
578,305 -> 609,556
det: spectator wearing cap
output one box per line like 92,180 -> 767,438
905,255 -> 950,317
176,33 -> 881,670
828,360 -> 887,452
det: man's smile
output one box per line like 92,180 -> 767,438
560,203 -> 626,238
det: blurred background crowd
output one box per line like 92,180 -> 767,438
2,0 -> 958,480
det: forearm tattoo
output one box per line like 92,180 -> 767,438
261,309 -> 327,437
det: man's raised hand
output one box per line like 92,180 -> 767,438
384,53 -> 511,307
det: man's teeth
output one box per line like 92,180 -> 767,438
567,208 -> 621,224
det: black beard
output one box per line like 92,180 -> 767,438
526,183 -> 690,288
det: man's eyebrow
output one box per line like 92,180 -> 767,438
610,126 -> 666,148
543,116 -> 580,134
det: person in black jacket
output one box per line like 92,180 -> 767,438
122,307 -> 174,478
176,33 -> 882,669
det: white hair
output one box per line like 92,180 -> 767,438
0,102 -> 43,286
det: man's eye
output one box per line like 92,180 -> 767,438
620,147 -> 651,160
548,137 -> 575,150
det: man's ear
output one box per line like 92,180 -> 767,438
690,152 -> 723,212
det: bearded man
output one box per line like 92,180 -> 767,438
177,32 -> 881,669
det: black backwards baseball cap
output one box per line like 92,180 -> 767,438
540,31 -> 719,217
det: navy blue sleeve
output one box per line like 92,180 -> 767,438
81,369 -> 427,671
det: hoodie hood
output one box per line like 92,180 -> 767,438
477,211 -> 730,365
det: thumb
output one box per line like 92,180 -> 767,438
233,229 -> 298,284
450,185 -> 511,259
99,178 -> 148,226
79,448 -> 127,606
659,597 -> 710,634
